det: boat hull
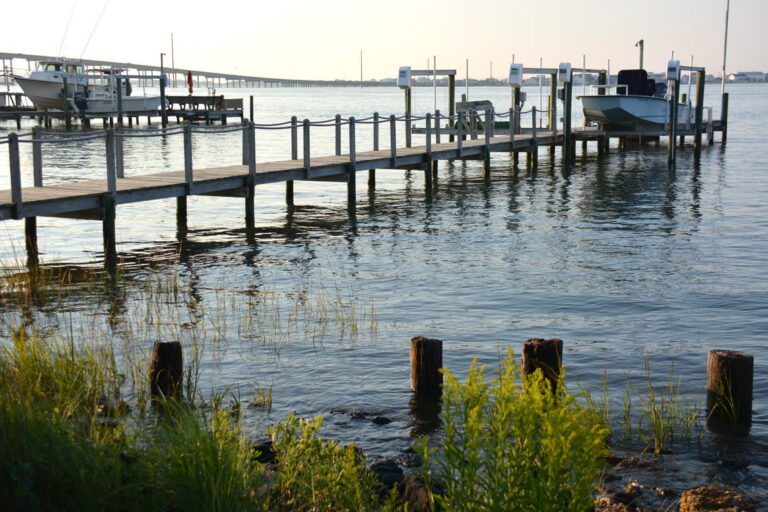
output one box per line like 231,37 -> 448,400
74,96 -> 163,115
580,95 -> 692,130
13,76 -> 86,110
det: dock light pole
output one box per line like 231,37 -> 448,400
160,52 -> 168,128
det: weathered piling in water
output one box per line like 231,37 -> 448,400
150,341 -> 184,398
706,349 -> 753,435
720,93 -> 729,144
522,338 -> 562,389
410,336 -> 442,397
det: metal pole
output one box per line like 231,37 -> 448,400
433,56 -> 437,113
160,53 -> 167,128
465,59 -> 469,100
171,33 -> 176,88
721,0 -> 730,95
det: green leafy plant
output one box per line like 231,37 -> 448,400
416,349 -> 609,512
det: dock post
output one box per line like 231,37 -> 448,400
246,121 -> 256,224
550,73 -> 559,132
241,119 -> 249,165
448,74 -> 456,142
707,350 -> 753,436
150,341 -> 183,399
335,114 -> 342,156
522,338 -> 563,392
410,336 -> 442,398
389,115 -> 397,167
668,78 -> 679,167
62,78 -> 72,130
347,117 -> 357,212
693,70 -> 705,161
288,116 -> 297,206
103,129 -> 118,273
160,73 -> 168,129
425,113 -> 433,189
249,95 -> 254,123
176,197 -> 187,239
563,81 -> 573,167
116,78 -> 124,128
531,107 -> 538,169
183,123 -> 194,194
369,112 -> 379,190
404,87 -> 413,148
457,113 -> 464,158
707,108 -> 714,146
8,134 -> 23,220
303,119 -> 311,177
27,126 -> 43,267
720,92 -> 729,144
482,109 -> 492,174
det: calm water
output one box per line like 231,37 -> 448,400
1,84 -> 767,499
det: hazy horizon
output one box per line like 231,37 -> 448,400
1,0 -> 766,81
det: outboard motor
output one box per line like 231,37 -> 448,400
73,91 -> 88,118
653,82 -> 667,98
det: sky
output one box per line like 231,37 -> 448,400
1,0 -> 766,81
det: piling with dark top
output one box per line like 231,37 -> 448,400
150,341 -> 184,398
693,70 -> 705,160
707,349 -> 753,435
522,338 -> 563,390
720,92 -> 729,144
410,336 -> 442,397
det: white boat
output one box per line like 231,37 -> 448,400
13,60 -> 90,110
69,77 -> 162,116
13,60 -> 159,115
578,69 -> 693,131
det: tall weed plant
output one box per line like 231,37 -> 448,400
417,349 -> 609,512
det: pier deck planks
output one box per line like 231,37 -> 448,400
1,132 -> 559,221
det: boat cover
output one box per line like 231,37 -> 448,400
617,69 -> 656,96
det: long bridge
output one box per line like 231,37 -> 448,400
0,52 -> 391,88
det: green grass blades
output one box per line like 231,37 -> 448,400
147,405 -> 265,511
268,413 -> 380,511
416,349 -> 609,512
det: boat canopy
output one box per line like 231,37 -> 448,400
35,61 -> 84,74
617,69 -> 656,96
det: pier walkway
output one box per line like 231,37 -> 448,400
0,106 -> 723,270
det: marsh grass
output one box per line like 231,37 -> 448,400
416,349 -> 610,512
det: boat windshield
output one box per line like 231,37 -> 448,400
37,62 -> 63,72
65,65 -> 83,74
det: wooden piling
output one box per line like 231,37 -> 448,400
410,336 -> 442,397
563,82 -> 573,166
302,119 -> 311,176
668,79 -> 679,167
693,70 -> 705,160
720,93 -> 729,144
448,74 -> 456,142
389,115 -> 397,166
335,114 -> 342,155
347,117 -> 357,211
707,349 -> 753,435
176,197 -> 187,239
531,107 -> 538,169
522,338 -> 562,390
150,341 -> 183,399
288,116 -> 297,206
8,133 -> 22,220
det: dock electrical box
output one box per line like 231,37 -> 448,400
666,60 -> 681,81
507,63 -> 523,87
398,67 -> 412,89
558,63 -> 572,83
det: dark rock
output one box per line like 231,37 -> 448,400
679,485 -> 755,512
368,459 -> 404,490
652,487 -> 676,498
372,416 -> 392,425
396,447 -> 423,468
252,439 -> 276,464
350,411 -> 367,420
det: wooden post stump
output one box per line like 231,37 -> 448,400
410,336 -> 442,397
707,349 -> 753,435
522,338 -> 563,389
150,341 -> 184,399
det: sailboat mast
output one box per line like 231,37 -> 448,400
721,0 -> 730,95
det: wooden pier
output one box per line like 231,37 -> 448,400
1,101 -> 726,271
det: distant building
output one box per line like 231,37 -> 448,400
728,72 -> 766,82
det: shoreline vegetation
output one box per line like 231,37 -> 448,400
0,264 -> 758,510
